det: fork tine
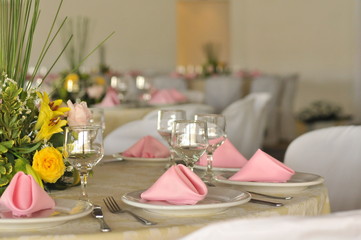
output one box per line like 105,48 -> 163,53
103,198 -> 113,212
109,196 -> 121,211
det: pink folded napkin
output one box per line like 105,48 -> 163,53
97,87 -> 120,107
0,171 -> 55,217
122,135 -> 170,158
141,164 -> 208,205
149,88 -> 187,105
198,139 -> 248,168
229,149 -> 295,182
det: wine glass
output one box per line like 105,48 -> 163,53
110,75 -> 129,102
171,120 -> 208,171
136,75 -> 152,105
194,114 -> 227,183
63,125 -> 104,202
157,109 -> 186,168
88,108 -> 106,133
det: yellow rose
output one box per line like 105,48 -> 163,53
32,147 -> 65,183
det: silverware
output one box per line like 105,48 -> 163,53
103,196 -> 157,226
248,191 -> 293,200
250,198 -> 284,207
92,205 -> 111,232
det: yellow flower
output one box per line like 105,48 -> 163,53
35,92 -> 69,142
35,117 -> 67,142
94,76 -> 106,85
32,147 -> 65,183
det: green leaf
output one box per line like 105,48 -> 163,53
14,158 -> 29,173
0,177 -> 9,187
0,165 -> 5,175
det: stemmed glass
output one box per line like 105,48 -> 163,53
136,75 -> 152,105
157,109 -> 186,168
63,125 -> 104,202
171,120 -> 208,171
110,76 -> 129,102
194,114 -> 226,183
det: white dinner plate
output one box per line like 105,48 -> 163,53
112,152 -> 169,162
194,164 -> 240,172
0,198 -> 93,230
121,187 -> 251,216
215,172 -> 324,194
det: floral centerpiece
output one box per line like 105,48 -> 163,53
297,100 -> 343,124
0,0 -> 110,195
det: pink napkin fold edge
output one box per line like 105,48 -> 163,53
0,171 -> 55,216
122,135 -> 170,158
229,149 -> 295,182
140,164 -> 208,205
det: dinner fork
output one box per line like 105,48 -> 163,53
103,196 -> 157,225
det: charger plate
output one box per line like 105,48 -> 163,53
0,199 -> 93,230
122,187 -> 251,216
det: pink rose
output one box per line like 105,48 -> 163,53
66,100 -> 92,127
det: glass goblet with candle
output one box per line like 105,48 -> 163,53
194,114 -> 226,184
63,125 -> 104,202
171,120 -> 208,171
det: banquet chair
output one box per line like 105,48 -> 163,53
204,75 -> 243,113
250,75 -> 283,145
151,75 -> 187,91
221,93 -> 271,159
181,209 -> 361,240
284,125 -> 361,212
279,74 -> 299,142
180,90 -> 205,104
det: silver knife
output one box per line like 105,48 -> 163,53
250,198 -> 284,207
92,205 -> 111,232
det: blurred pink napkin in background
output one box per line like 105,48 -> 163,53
122,135 -> 170,158
198,139 -> 248,168
0,171 -> 55,217
229,149 -> 295,182
97,87 -> 120,107
149,88 -> 187,105
141,164 -> 208,205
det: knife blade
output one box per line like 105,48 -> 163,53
92,205 -> 111,232
250,198 -> 284,207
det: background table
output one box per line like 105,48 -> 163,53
2,159 -> 330,240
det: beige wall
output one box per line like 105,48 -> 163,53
32,0 -> 359,116
230,0 -> 357,115
32,0 -> 177,74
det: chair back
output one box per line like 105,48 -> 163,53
204,75 -> 243,113
222,93 -> 271,158
151,75 -> 187,91
250,75 -> 282,145
284,125 -> 361,212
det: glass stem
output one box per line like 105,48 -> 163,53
169,148 -> 177,166
79,171 -> 89,202
202,152 -> 215,182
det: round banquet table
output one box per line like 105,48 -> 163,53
2,158 -> 331,240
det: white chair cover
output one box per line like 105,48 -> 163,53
250,75 -> 283,145
284,126 -> 361,212
181,209 -> 361,240
143,103 -> 215,121
151,75 -> 187,91
279,74 -> 299,142
204,75 -> 243,113
104,119 -> 165,155
221,93 -> 271,158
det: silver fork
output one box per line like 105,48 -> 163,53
103,196 -> 157,226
